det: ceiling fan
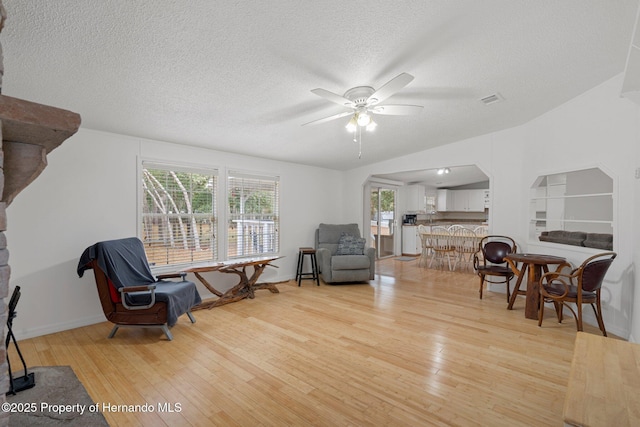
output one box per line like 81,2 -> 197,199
302,72 -> 423,129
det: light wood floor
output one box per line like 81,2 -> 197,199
9,258 -> 609,426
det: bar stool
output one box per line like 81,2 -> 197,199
296,247 -> 319,286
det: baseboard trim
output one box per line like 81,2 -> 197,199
12,314 -> 106,341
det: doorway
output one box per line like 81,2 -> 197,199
370,186 -> 397,259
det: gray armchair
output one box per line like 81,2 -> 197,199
315,223 -> 375,284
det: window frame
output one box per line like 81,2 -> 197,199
226,169 -> 280,259
139,160 -> 219,270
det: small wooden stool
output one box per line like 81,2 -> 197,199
296,247 -> 319,286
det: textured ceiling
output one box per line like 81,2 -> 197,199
1,1 -> 637,170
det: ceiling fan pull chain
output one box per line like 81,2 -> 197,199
358,126 -> 362,159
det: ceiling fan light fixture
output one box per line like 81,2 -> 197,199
307,73 -> 421,159
437,168 -> 451,175
366,120 -> 377,132
345,116 -> 357,132
356,112 -> 371,127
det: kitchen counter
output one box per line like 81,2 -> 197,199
415,220 -> 487,226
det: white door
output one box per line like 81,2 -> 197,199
370,186 -> 397,259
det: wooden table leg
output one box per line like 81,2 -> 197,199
192,263 -> 280,310
193,272 -> 223,297
247,263 -> 280,294
507,262 -> 527,310
525,265 -> 543,320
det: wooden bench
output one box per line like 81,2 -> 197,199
564,332 -> 640,426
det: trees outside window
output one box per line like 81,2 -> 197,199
141,162 -> 217,267
140,164 -> 280,265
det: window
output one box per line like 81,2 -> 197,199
227,170 -> 279,258
530,167 -> 613,249
141,162 -> 217,267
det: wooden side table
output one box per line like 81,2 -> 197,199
504,253 -> 567,319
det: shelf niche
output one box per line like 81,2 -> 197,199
529,167 -> 613,249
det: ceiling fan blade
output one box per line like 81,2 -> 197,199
370,104 -> 423,115
302,110 -> 353,126
311,88 -> 354,107
367,73 -> 414,106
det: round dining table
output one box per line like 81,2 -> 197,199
504,253 -> 568,320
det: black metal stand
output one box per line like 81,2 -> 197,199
5,286 -> 35,395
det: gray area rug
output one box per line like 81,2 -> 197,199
396,256 -> 418,261
6,366 -> 108,426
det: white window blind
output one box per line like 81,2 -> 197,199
141,162 -> 218,267
227,170 -> 279,258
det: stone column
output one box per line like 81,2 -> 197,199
0,4 -> 79,425
0,0 -> 6,93
0,124 -> 8,427
0,2 -> 9,425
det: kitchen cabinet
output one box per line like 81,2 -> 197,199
470,190 -> 486,211
438,189 -> 485,212
436,189 -> 452,212
452,190 -> 485,212
403,184 -> 426,212
452,191 -> 466,211
402,226 -> 421,255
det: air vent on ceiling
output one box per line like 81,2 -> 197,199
479,93 -> 504,105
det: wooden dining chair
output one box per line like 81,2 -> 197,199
417,225 -> 432,267
451,227 -> 477,271
473,225 -> 488,236
447,224 -> 465,233
429,226 -> 455,270
473,235 -> 517,300
538,252 -> 617,336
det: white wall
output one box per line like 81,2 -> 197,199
343,74 -> 640,340
6,129 -> 345,339
6,73 -> 640,341
522,75 -> 639,340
